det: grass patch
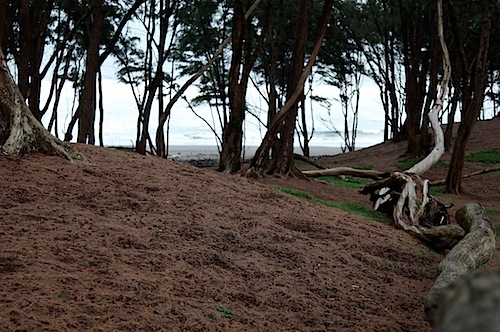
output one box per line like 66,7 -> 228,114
429,185 -> 445,196
215,305 -> 238,318
485,208 -> 500,217
431,160 -> 449,169
395,158 -> 421,171
352,164 -> 374,170
464,150 -> 500,166
496,227 -> 500,236
276,186 -> 388,223
396,158 -> 449,171
316,175 -> 373,189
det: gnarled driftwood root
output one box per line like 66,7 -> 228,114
425,203 -> 496,330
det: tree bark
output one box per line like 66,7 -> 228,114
425,203 -> 496,330
248,0 -> 333,176
218,0 -> 268,173
156,0 -> 263,157
76,0 -> 103,144
445,0 -> 494,194
0,50 -> 85,161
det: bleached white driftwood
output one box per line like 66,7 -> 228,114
303,167 -> 389,180
425,203 -> 496,330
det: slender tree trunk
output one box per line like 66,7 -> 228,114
219,0 -> 269,173
156,0 -> 263,157
248,0 -> 333,176
76,0 -> 103,144
446,0 -> 493,194
273,0 -> 312,174
219,0 -> 247,173
300,98 -> 310,157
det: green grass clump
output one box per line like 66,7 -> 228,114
276,186 -> 388,223
431,160 -> 449,169
316,175 -> 373,189
396,158 -> 450,171
216,305 -> 238,318
485,209 -> 500,217
464,150 -> 500,166
352,164 -> 374,170
395,158 -> 421,171
429,185 -> 445,196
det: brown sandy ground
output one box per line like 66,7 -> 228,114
1,118 -> 499,331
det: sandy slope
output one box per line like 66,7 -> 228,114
1,118 -> 499,331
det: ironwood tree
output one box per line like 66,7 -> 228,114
248,0 -> 334,176
64,0 -> 146,145
445,0 -> 495,194
0,49 -> 84,161
218,0 -> 269,173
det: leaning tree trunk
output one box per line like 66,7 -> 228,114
247,0 -> 333,176
0,50 -> 85,161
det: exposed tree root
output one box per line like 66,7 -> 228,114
0,50 -> 85,162
361,172 -> 461,250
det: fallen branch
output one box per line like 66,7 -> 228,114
430,164 -> 500,186
303,167 -> 390,180
293,154 -> 326,170
425,203 -> 496,329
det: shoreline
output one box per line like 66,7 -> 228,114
165,145 -> 345,167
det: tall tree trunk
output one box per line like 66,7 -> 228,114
274,0 -> 312,174
399,1 -> 434,156
219,0 -> 269,173
218,0 -> 247,173
14,0 -> 54,121
445,0 -> 494,194
156,0 -> 263,157
248,0 -> 333,176
77,0 -> 103,144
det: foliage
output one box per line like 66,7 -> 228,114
275,186 -> 388,223
464,150 -> 500,166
